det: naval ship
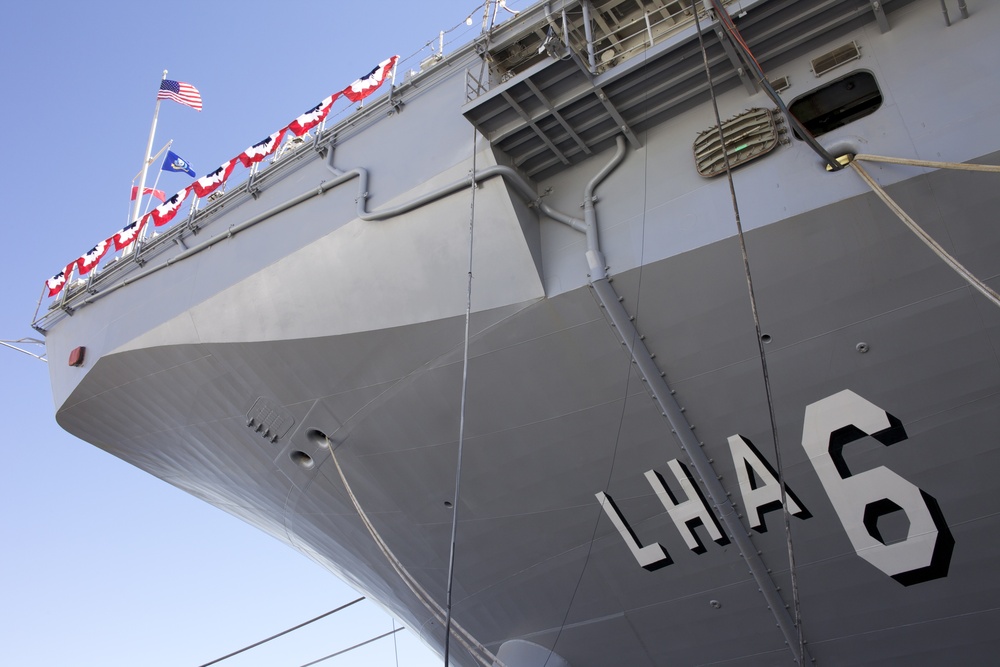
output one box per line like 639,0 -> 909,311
34,0 -> 1000,664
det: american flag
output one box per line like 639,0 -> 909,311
158,79 -> 202,111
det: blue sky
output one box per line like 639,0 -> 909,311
0,2 -> 528,665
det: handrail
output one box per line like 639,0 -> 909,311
33,129 -> 596,333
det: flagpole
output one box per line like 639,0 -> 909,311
131,70 -> 168,230
132,139 -> 173,182
143,169 -> 166,218
129,139 -> 173,224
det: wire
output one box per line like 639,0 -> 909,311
298,627 -> 406,667
327,445 -> 500,666
196,598 -> 364,667
706,0 -> 840,170
444,119 -> 480,667
392,617 -> 400,667
693,4 -> 807,665
546,43 -> 655,667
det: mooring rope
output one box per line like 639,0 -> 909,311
327,447 -> 501,667
848,157 -> 1000,309
854,153 -> 1000,173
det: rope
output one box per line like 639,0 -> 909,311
849,159 -> 1000,309
854,153 -> 1000,173
444,121 -> 480,667
327,448 -> 502,667
693,5 -> 808,664
707,0 -> 841,170
196,598 -> 364,666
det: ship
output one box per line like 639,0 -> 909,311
33,0 -> 1000,664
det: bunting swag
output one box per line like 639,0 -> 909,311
46,263 -> 75,297
45,55 -> 398,297
148,188 -> 191,227
239,129 -> 286,167
77,240 -> 112,276
112,219 -> 146,251
192,160 -> 237,198
287,94 -> 339,137
342,56 -> 398,103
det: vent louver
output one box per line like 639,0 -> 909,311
693,108 -> 784,178
246,397 -> 293,443
811,41 -> 862,76
769,76 -> 790,92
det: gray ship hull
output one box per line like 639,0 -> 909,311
39,1 -> 1000,664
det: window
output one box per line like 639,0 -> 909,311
789,71 -> 882,138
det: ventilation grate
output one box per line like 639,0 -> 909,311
246,397 -> 294,443
811,41 -> 861,76
693,108 -> 785,178
769,75 -> 790,92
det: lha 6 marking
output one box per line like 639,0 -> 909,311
597,390 -> 954,585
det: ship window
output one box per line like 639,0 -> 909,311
789,70 -> 882,138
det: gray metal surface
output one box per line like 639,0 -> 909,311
42,1 -> 1000,665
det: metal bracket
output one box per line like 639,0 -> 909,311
715,26 -> 757,95
870,1 -> 890,33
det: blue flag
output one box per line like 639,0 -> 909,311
162,150 -> 196,177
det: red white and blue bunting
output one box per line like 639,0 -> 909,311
112,219 -> 146,251
76,240 -> 111,276
287,94 -> 339,137
45,56 -> 398,297
150,188 -> 191,227
239,130 -> 286,168
192,159 -> 237,198
342,56 -> 398,103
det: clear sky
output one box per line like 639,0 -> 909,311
0,2 -> 529,665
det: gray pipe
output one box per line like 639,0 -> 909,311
581,0 -> 597,74
583,136 -> 627,280
74,145 -> 587,310
567,134 -> 811,664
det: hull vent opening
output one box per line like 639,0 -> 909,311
811,41 -> 862,77
693,107 -> 785,178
